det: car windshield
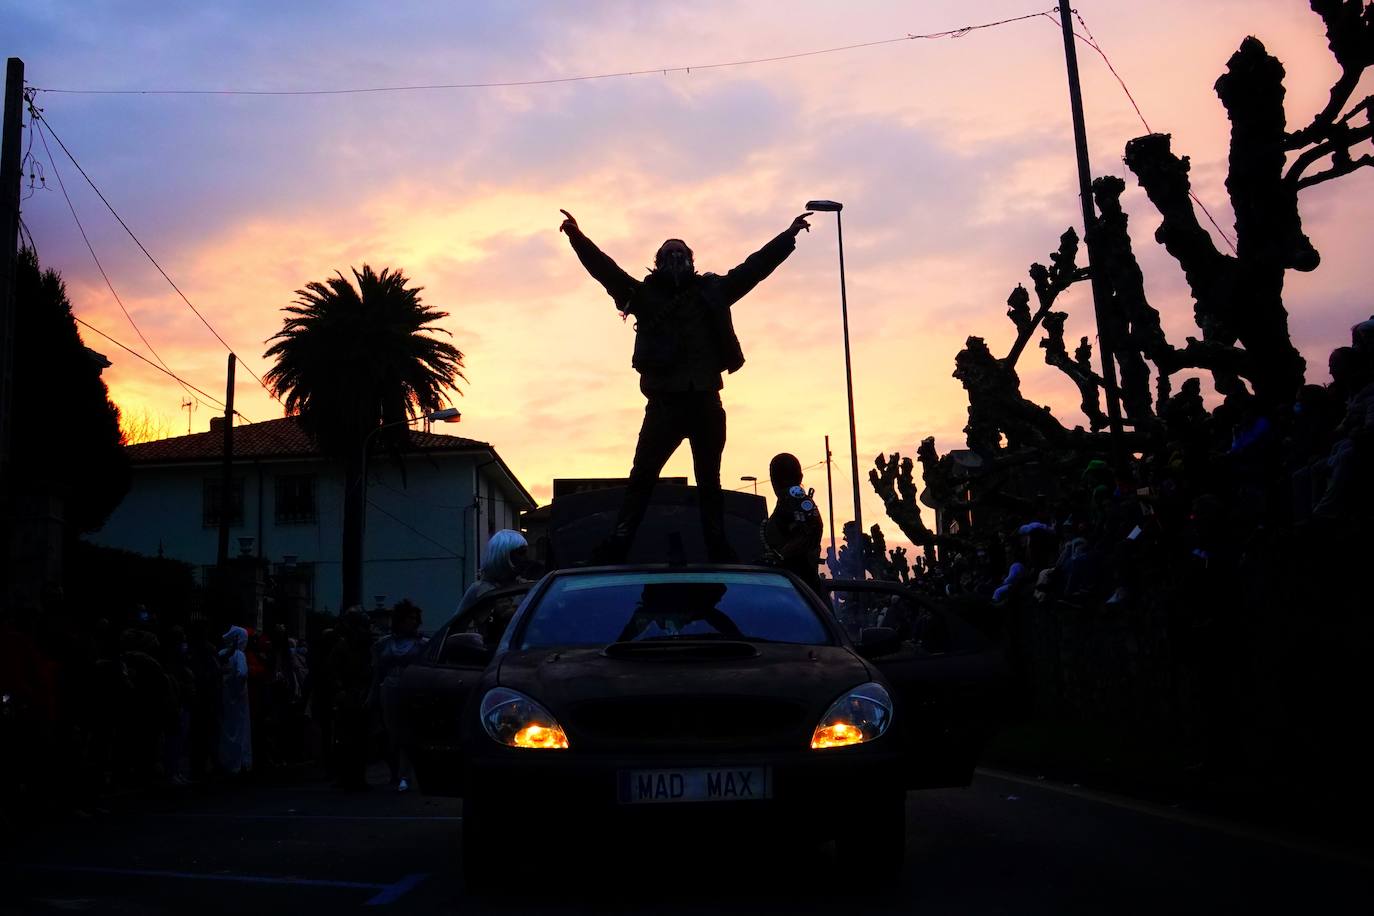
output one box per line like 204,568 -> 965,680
517,571 -> 832,650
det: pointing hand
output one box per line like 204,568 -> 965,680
559,209 -> 579,234
789,212 -> 814,236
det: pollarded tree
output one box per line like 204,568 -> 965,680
872,1 -> 1374,549
264,265 -> 465,609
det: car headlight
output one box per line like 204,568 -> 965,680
811,682 -> 893,749
479,687 -> 570,749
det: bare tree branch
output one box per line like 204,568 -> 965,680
1004,229 -> 1085,368
1040,312 -> 1108,430
1285,0 -> 1374,149
1154,336 -> 1253,379
1297,151 -> 1374,189
1286,117 -> 1374,184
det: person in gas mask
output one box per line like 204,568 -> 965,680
760,452 -> 825,597
560,209 -> 813,562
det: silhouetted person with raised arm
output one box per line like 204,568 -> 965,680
560,208 -> 812,562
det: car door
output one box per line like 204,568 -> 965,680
823,579 -> 1012,789
397,585 -> 532,796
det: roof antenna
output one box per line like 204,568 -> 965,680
181,398 -> 195,435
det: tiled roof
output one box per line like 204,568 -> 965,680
125,416 -> 489,464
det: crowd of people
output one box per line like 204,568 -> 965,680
1,601 -> 318,814
0,529 -> 538,824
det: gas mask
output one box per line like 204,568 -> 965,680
656,240 -> 695,281
664,250 -> 693,276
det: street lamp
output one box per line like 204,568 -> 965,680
806,199 -> 863,560
355,407 -> 462,604
740,475 -> 758,495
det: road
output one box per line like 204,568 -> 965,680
3,768 -> 1370,915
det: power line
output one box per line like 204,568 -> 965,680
17,216 -> 37,254
1046,10 -> 1238,255
29,10 -> 1057,97
26,106 -> 283,403
71,316 -> 227,410
366,498 -> 461,558
31,113 -> 208,409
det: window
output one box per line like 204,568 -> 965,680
203,478 -> 245,527
517,571 -> 833,650
275,474 -> 317,524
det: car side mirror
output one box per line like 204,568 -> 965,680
857,626 -> 901,659
442,631 -> 492,666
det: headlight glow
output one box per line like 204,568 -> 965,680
511,724 -> 569,749
480,687 -> 570,750
811,682 -> 893,750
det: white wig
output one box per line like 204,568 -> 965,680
481,529 -> 529,584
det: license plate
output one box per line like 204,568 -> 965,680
619,766 -> 771,804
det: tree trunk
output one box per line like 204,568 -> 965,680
340,446 -> 364,611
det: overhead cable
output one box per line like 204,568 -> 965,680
29,10 -> 1056,97
28,107 -> 284,402
72,316 -> 228,411
32,115 -> 208,408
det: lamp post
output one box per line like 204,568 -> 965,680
356,407 -> 461,603
806,199 -> 863,559
740,475 -> 758,496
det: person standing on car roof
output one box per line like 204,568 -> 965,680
560,209 -> 813,563
760,452 -> 825,597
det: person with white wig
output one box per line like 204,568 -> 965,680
455,529 -> 529,616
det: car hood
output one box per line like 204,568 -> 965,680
496,642 -> 872,751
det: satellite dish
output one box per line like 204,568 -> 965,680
920,487 -> 939,509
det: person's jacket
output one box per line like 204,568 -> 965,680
565,226 -> 796,376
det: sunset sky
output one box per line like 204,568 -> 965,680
10,1 -> 1373,547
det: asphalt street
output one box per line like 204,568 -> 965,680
3,768 -> 1370,915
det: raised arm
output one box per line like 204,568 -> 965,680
559,209 -> 640,311
715,212 -> 812,306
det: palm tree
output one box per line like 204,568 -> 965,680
264,265 -> 465,609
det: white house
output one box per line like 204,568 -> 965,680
92,416 -> 535,630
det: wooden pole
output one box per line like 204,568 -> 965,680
1058,5 -> 1126,465
216,353 -> 236,567
0,59 -> 25,491
824,434 -> 837,562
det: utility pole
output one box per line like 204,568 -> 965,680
823,435 -> 837,563
1058,5 -> 1125,465
0,59 -> 24,494
216,354 -> 236,568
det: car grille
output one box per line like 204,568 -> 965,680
566,696 -> 807,748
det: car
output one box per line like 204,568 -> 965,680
397,564 -> 1008,887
